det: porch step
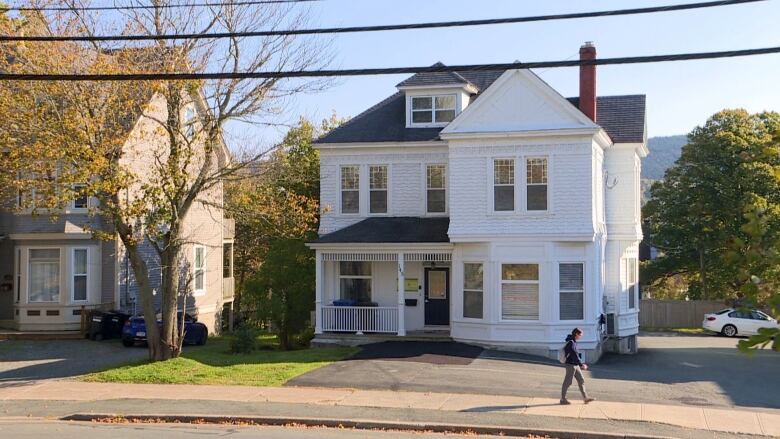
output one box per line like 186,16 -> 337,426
0,330 -> 84,341
313,331 -> 452,347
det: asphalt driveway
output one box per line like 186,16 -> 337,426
0,339 -> 147,383
288,334 -> 780,410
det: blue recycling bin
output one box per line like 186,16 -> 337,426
332,299 -> 357,306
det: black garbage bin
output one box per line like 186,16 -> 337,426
89,311 -> 130,341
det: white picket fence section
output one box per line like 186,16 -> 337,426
321,306 -> 399,334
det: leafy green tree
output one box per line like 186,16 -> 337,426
643,110 -> 780,351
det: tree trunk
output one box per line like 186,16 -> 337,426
123,240 -> 166,361
158,246 -> 182,360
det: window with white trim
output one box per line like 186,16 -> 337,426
72,248 -> 88,302
501,264 -> 539,320
340,165 -> 360,214
626,258 -> 637,309
28,249 -> 60,303
223,243 -> 233,278
339,261 -> 371,303
494,159 -> 515,211
526,158 -> 548,211
426,164 -> 446,213
194,246 -> 205,292
559,263 -> 584,320
463,263 -> 483,319
411,95 -> 456,124
72,183 -> 88,209
369,165 -> 388,214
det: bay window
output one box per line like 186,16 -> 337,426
559,263 -> 584,320
463,263 -> 483,319
626,258 -> 637,309
501,263 -> 539,320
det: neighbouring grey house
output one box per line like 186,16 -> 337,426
307,43 -> 646,361
0,91 -> 235,334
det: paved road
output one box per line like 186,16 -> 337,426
289,334 -> 780,410
0,339 -> 146,382
0,421 -> 515,439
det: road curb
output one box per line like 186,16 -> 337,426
61,413 -> 676,439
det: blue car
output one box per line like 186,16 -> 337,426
122,313 -> 208,347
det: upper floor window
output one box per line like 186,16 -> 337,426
411,95 -> 456,124
72,183 -> 88,209
526,158 -> 548,211
223,243 -> 233,278
340,166 -> 360,214
493,159 -> 515,211
369,165 -> 388,214
426,164 -> 446,213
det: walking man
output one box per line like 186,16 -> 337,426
561,327 -> 595,405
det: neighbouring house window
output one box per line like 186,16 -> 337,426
494,159 -> 515,211
411,95 -> 456,124
463,263 -> 483,319
72,183 -> 88,209
28,249 -> 60,303
223,243 -> 233,278
194,246 -> 205,292
15,249 -> 21,303
340,165 -> 360,214
527,158 -> 548,211
426,164 -> 446,213
559,263 -> 584,320
369,165 -> 388,214
626,258 -> 637,309
72,248 -> 88,302
501,264 -> 539,320
339,261 -> 371,303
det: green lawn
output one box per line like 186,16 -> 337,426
83,335 -> 358,386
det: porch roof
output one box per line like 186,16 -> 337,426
313,217 -> 450,244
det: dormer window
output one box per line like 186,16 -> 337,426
411,95 -> 456,125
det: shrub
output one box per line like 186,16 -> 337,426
294,327 -> 315,349
230,325 -> 258,354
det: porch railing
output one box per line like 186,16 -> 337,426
321,306 -> 398,334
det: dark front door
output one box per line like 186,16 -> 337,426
424,267 -> 450,326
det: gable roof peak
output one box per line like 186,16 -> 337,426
396,62 -> 474,89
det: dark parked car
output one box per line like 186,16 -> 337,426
122,313 -> 208,347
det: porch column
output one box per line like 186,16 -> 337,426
315,250 -> 323,335
397,252 -> 406,336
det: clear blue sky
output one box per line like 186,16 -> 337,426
253,0 -> 780,145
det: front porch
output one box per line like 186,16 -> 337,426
313,248 -> 453,337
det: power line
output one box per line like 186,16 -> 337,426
0,0 -> 765,42
2,45 -> 779,81
1,0 -> 318,12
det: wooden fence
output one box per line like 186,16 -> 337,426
639,300 -> 727,329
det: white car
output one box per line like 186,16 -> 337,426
703,308 -> 779,337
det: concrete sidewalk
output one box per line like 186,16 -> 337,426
1,380 -> 778,437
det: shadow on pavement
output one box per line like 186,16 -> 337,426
346,341 -> 483,365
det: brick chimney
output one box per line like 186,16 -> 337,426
579,41 -> 597,122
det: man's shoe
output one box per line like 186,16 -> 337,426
560,399 -> 571,405
584,397 -> 596,404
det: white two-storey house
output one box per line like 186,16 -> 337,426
308,43 -> 646,361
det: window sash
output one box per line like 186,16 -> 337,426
463,263 -> 483,319
339,261 -> 372,302
223,243 -> 233,278
501,263 -> 539,320
494,159 -> 515,212
627,258 -> 637,309
369,166 -> 388,214
194,247 -> 205,291
72,248 -> 88,302
411,95 -> 456,124
72,184 -> 88,209
559,263 -> 584,320
426,165 -> 446,213
28,249 -> 60,303
341,166 -> 360,214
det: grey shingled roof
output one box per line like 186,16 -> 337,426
316,68 -> 646,145
396,62 -> 471,88
567,95 -> 646,143
313,217 -> 450,244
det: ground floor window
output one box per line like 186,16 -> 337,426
501,264 -> 539,320
626,257 -> 637,309
339,261 -> 372,303
28,249 -> 60,303
559,263 -> 584,320
463,263 -> 483,319
72,248 -> 88,302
